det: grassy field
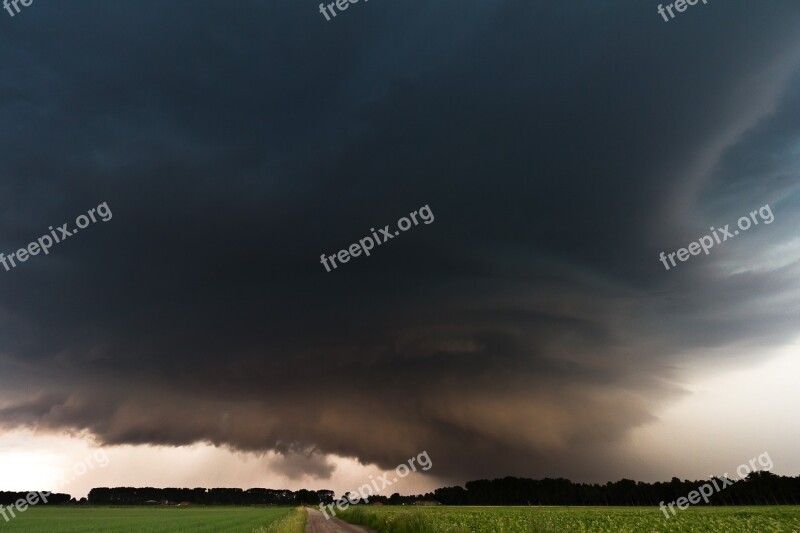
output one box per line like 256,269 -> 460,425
338,505 -> 800,532
0,506 -> 306,533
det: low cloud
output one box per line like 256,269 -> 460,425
1,0 -> 799,485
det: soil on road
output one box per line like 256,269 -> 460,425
305,507 -> 376,533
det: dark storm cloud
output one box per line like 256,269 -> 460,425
1,0 -> 799,482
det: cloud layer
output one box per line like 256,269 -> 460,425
1,0 -> 799,484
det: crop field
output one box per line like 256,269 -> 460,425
0,506 -> 305,533
338,505 -> 800,532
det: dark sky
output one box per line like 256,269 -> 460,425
1,0 -> 799,488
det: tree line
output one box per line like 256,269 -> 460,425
396,471 -> 800,506
0,492 -> 71,505
10,471 -> 800,506
87,487 -> 334,505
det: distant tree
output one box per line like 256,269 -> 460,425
317,490 -> 335,504
79,473 -> 800,507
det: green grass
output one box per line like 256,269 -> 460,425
253,506 -> 307,533
0,505 -> 306,533
338,505 -> 800,532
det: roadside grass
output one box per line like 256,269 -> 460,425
337,507 -> 444,533
338,507 -> 449,533
253,506 -> 306,533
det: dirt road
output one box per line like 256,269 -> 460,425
305,507 -> 376,533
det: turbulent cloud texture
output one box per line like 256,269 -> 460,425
1,0 -> 799,484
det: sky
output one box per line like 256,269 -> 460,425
1,0 -> 799,499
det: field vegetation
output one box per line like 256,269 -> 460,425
0,505 -> 305,533
338,505 -> 800,532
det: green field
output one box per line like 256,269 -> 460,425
338,505 -> 800,532
0,506 -> 305,533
